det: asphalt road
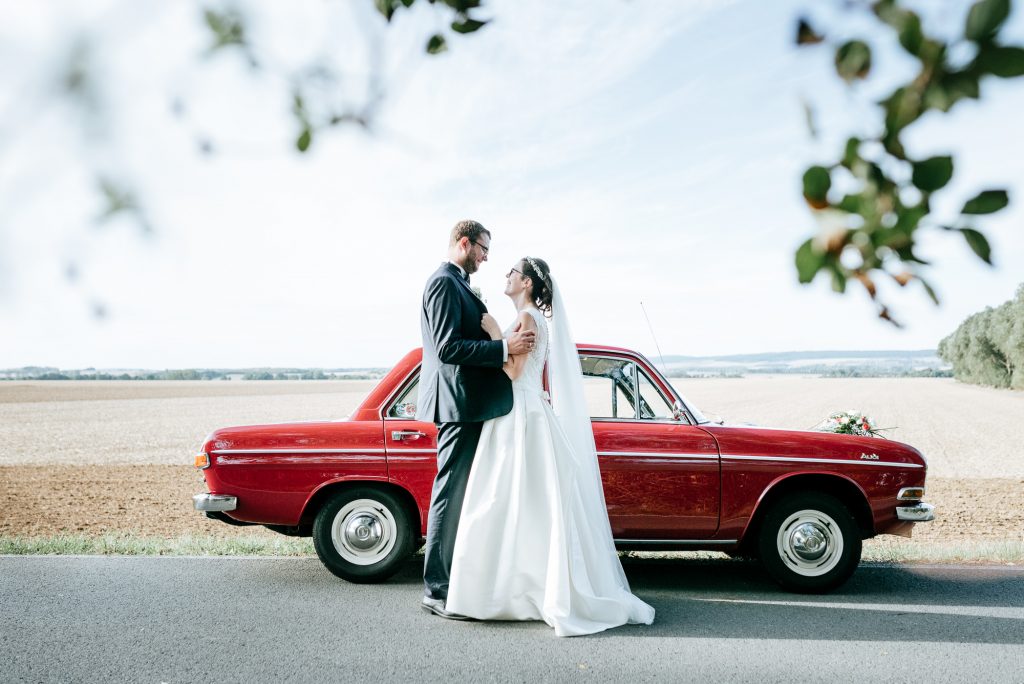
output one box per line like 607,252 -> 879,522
2,556 -> 1022,683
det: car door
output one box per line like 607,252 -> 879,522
582,353 -> 721,539
381,373 -> 438,523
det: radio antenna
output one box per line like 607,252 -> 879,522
640,300 -> 666,372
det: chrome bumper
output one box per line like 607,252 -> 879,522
896,502 -> 935,522
193,493 -> 238,512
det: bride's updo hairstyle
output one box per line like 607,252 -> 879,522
521,256 -> 553,317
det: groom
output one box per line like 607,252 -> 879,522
417,220 -> 536,619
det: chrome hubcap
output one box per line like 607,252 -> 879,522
345,515 -> 383,550
331,499 -> 397,566
777,509 -> 843,577
790,522 -> 828,561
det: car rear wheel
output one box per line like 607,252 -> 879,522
757,492 -> 861,593
312,487 -> 415,583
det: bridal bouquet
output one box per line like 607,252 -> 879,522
813,410 -> 889,438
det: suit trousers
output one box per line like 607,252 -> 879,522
423,421 -> 484,601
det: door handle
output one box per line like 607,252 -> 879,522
391,430 -> 426,441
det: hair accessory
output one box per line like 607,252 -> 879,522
524,256 -> 551,289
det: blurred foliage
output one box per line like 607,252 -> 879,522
795,0 -> 1023,325
938,283 -> 1024,388
198,1 -> 487,154
20,0 -> 1023,327
374,0 -> 489,55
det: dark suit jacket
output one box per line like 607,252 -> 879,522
416,263 -> 513,424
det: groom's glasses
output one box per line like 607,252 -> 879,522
506,268 -> 524,278
470,239 -> 489,255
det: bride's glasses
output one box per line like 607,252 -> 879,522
506,267 -> 524,278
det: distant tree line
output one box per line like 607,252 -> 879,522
939,284 -> 1024,389
1,368 -> 386,381
663,365 -> 950,379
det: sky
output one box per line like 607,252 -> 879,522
1,0 -> 1022,369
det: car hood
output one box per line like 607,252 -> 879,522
702,423 -> 927,469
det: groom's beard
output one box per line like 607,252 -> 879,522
459,256 -> 480,275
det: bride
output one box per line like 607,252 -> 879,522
445,256 -> 655,637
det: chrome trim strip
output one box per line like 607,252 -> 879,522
375,449 -> 719,459
216,454 -> 386,466
722,454 -> 923,469
599,451 -> 718,460
896,503 -> 935,522
210,448 -> 386,454
193,493 -> 237,512
614,539 -> 737,546
590,417 -> 690,425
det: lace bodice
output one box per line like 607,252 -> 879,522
506,307 -> 548,392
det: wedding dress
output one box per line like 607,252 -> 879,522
445,282 -> 655,637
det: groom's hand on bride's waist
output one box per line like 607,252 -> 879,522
507,327 -> 536,355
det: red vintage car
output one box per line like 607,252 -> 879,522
192,345 -> 934,593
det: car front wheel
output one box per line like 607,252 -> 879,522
312,487 -> 415,583
757,492 -> 862,593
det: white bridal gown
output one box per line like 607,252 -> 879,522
446,307 -> 655,637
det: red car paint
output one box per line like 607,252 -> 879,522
197,346 -> 928,550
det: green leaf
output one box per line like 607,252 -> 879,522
829,265 -> 847,293
203,10 -> 246,50
880,87 -> 921,152
918,276 -> 941,306
962,189 -> 1009,214
837,193 -> 861,213
897,13 -> 924,55
426,34 -> 448,54
975,46 -> 1024,77
296,127 -> 312,153
835,40 -> 872,83
375,0 -> 397,21
841,137 -> 860,169
895,204 -> 928,233
796,18 -> 824,45
802,166 -> 831,208
911,156 -> 953,192
795,238 -> 824,283
944,71 -> 980,100
452,18 -> 487,34
965,0 -> 1010,43
960,228 -> 993,264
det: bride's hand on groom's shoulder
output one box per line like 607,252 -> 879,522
481,313 -> 502,339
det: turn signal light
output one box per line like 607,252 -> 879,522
897,486 -> 924,501
195,452 -> 210,469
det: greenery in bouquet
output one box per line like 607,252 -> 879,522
814,410 -> 890,438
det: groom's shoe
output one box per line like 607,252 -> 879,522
421,596 -> 473,621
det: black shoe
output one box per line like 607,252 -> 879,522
421,596 -> 473,621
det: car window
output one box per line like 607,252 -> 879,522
386,377 -> 419,419
637,370 -> 673,420
580,356 -> 638,420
